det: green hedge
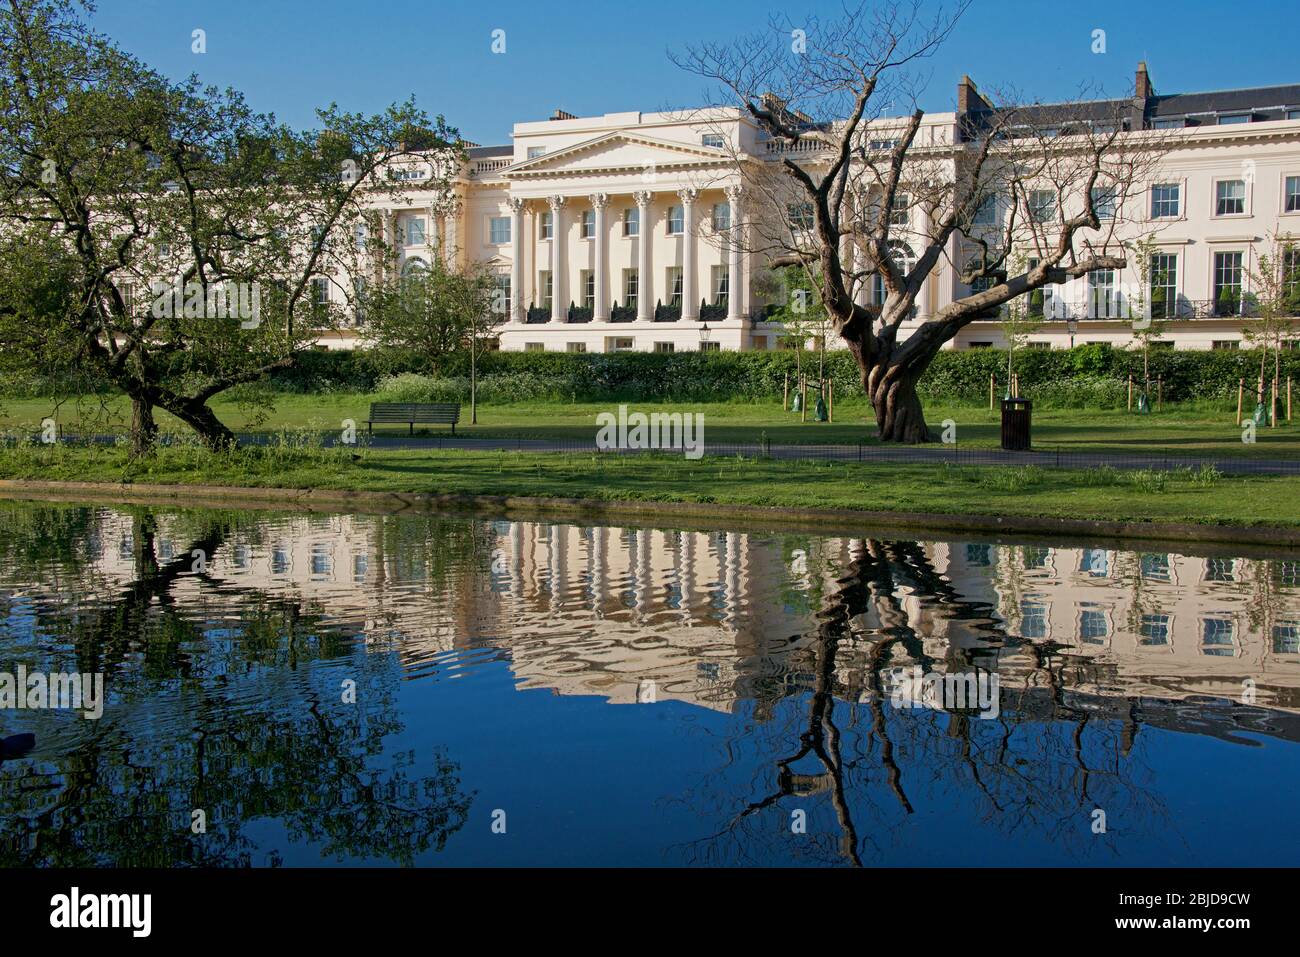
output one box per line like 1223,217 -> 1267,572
7,343 -> 1295,405
279,344 -> 1300,405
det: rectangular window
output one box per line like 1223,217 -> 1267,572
701,133 -> 726,149
667,205 -> 684,235
1087,269 -> 1117,318
353,278 -> 367,326
405,216 -> 426,246
624,269 -> 638,310
1211,340 -> 1239,350
1028,189 -> 1056,223
972,194 -> 996,225
712,202 -> 730,231
489,216 -> 511,244
666,267 -> 683,306
581,270 -> 595,309
1081,548 -> 1109,577
1149,252 -> 1177,318
1218,113 -> 1251,125
580,209 -> 595,239
1286,175 -> 1300,213
312,277 -> 330,305
540,211 -> 553,240
1079,607 -> 1109,644
1150,183 -> 1180,218
524,342 -> 544,352
354,223 -> 368,251
492,273 -> 510,318
539,270 -> 553,310
1202,618 -> 1235,655
1152,117 -> 1184,129
567,342 -> 587,353
1215,179 -> 1246,216
527,146 -> 546,159
1091,186 -> 1117,220
611,337 -> 634,352
654,341 -> 675,353
1020,601 -> 1049,639
700,341 -> 721,352
1140,553 -> 1171,582
1213,251 -> 1244,315
1139,614 -> 1170,646
1274,620 -> 1300,654
889,193 -> 910,227
788,202 -> 814,230
712,265 -> 730,305
623,208 -> 639,237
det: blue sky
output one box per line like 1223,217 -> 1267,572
90,0 -> 1298,146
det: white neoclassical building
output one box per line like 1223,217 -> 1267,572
320,64 -> 1300,354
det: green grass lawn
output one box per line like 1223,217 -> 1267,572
0,442 -> 1296,528
2,391 -> 1298,459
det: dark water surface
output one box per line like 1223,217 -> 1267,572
0,500 -> 1297,867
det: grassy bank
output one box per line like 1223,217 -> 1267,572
0,442 -> 1296,528
2,392 -> 1298,458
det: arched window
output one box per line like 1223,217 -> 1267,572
871,241 -> 916,306
401,256 -> 428,277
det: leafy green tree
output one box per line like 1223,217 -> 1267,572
1243,231 -> 1300,424
361,258 -> 501,421
0,0 -> 461,452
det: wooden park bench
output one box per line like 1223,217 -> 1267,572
367,402 -> 460,435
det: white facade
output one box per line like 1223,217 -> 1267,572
318,70 -> 1300,354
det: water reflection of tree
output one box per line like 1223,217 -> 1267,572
0,505 -> 473,866
681,539 -> 1175,867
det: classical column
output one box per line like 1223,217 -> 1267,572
443,189 -> 463,269
679,188 -> 699,321
426,204 -> 438,254
548,195 -> 567,323
508,197 -> 526,322
590,193 -> 610,321
634,190 -> 654,321
382,210 -> 396,281
725,185 -> 744,321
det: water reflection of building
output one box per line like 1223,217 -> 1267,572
55,510 -> 1300,715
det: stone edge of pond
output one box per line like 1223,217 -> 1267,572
1,478 -> 1298,553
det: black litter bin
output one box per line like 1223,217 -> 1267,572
1001,397 -> 1032,451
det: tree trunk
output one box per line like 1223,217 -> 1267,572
162,397 -> 238,451
130,396 -> 157,455
867,360 -> 931,443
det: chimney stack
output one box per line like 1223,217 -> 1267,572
1135,61 -> 1154,99
957,75 -> 988,114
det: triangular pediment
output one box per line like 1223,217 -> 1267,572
506,132 -> 731,177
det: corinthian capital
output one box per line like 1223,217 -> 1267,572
633,190 -> 654,207
676,187 -> 699,206
547,194 -> 567,211
507,196 -> 527,213
588,192 -> 609,209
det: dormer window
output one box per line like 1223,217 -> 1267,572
1217,113 -> 1251,125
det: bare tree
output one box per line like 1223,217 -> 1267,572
674,1 -> 1164,441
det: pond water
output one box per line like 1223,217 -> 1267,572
0,500 -> 1297,867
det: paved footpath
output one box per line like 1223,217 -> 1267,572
54,431 -> 1300,475
232,432 -> 1299,476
